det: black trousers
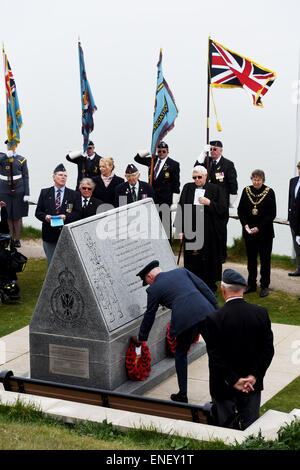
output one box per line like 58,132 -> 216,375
175,320 -> 208,395
245,236 -> 273,289
212,391 -> 261,430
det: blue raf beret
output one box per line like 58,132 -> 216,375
125,164 -> 139,174
222,269 -> 247,287
210,140 -> 223,148
136,260 -> 159,286
54,163 -> 66,173
158,141 -> 168,149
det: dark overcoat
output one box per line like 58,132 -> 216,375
205,298 -> 274,400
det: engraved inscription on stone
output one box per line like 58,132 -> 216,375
70,201 -> 172,332
49,344 -> 89,378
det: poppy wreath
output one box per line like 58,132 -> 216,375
166,322 -> 200,356
125,341 -> 151,381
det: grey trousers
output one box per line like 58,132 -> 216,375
43,241 -> 57,267
291,228 -> 300,272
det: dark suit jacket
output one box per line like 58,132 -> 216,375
93,174 -> 124,207
138,267 -> 219,342
66,153 -> 102,190
80,196 -> 103,219
237,185 -> 276,240
35,186 -> 81,243
134,154 -> 180,205
115,180 -> 155,207
288,176 -> 300,234
195,155 -> 238,208
205,298 -> 274,400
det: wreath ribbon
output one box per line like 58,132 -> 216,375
125,342 -> 151,381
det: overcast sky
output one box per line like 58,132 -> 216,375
0,0 -> 299,253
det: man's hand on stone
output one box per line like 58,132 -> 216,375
131,336 -> 142,346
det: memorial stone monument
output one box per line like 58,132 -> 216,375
30,199 -> 206,394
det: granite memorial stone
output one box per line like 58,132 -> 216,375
30,198 -> 206,393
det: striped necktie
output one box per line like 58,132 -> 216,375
55,189 -> 61,213
131,186 -> 137,201
153,159 -> 161,180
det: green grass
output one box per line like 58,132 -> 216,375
0,259 -> 47,337
261,375 -> 300,414
0,400 -> 299,450
20,225 -> 42,240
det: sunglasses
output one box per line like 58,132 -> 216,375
210,147 -> 218,151
193,176 -> 203,180
81,186 -> 93,190
158,149 -> 168,153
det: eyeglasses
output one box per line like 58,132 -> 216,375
81,186 -> 93,190
193,176 -> 203,180
210,147 -> 218,151
158,149 -> 168,154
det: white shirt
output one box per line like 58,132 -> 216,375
226,296 -> 243,303
130,181 -> 139,195
82,196 -> 90,207
155,156 -> 168,178
294,176 -> 300,199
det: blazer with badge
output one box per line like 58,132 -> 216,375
205,298 -> 274,400
115,180 -> 155,207
288,176 -> 300,234
35,186 -> 81,243
80,196 -> 103,219
66,153 -> 102,190
195,155 -> 238,208
134,154 -> 180,205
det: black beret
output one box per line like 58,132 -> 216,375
222,269 -> 247,287
158,141 -> 168,149
125,164 -> 139,174
136,260 -> 159,286
87,141 -> 94,147
210,140 -> 223,148
54,163 -> 66,173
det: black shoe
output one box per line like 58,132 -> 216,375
260,288 -> 269,297
170,392 -> 188,403
14,240 -> 21,248
244,286 -> 256,294
288,271 -> 300,277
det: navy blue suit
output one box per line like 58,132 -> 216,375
138,267 -> 219,395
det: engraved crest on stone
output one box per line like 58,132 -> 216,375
50,267 -> 84,327
83,231 -> 123,324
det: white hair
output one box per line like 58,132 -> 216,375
221,281 -> 246,293
193,165 -> 207,176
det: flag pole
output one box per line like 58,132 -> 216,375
206,36 -> 211,174
150,47 -> 163,186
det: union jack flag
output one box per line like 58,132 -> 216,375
208,39 -> 276,107
3,48 -> 23,148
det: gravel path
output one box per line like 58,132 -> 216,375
18,240 -> 300,296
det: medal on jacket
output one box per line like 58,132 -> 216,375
246,186 -> 270,216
